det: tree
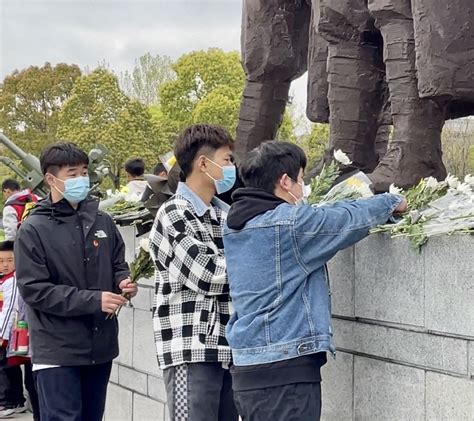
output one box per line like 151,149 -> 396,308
120,53 -> 175,106
0,63 -> 81,155
159,49 -> 245,134
297,123 -> 329,168
57,68 -> 170,187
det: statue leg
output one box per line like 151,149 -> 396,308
368,1 -> 447,191
313,1 -> 386,175
307,0 -> 329,123
235,0 -> 311,157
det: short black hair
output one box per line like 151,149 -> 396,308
174,124 -> 234,178
153,163 -> 166,176
2,179 -> 20,192
0,241 -> 14,252
40,142 -> 89,175
239,141 -> 307,193
125,158 -> 145,177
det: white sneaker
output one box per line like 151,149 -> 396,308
0,406 -> 14,418
13,404 -> 27,413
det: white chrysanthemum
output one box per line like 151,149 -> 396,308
456,182 -> 472,195
425,176 -> 439,189
389,183 -> 402,195
333,149 -> 352,166
464,174 -> 474,186
139,238 -> 150,253
445,174 -> 459,188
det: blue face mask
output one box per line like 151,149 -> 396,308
54,176 -> 90,204
206,159 -> 236,195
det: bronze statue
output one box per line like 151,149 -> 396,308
236,0 -> 474,190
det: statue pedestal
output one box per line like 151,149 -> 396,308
323,234 -> 474,420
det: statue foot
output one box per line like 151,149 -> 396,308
368,144 -> 447,192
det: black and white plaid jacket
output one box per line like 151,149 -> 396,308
149,182 -> 233,369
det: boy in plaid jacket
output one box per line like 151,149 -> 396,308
149,125 -> 238,421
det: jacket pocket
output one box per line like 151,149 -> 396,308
198,297 -> 217,344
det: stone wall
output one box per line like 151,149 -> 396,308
106,227 -> 474,420
323,234 -> 474,421
104,226 -> 168,421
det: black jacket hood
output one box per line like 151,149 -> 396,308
31,195 -> 100,219
227,188 -> 286,230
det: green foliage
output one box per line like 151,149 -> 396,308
0,63 -> 81,156
120,53 -> 175,106
159,49 -> 245,135
442,123 -> 474,178
57,69 -> 170,187
276,112 -> 297,143
301,123 -> 329,167
192,85 -> 242,134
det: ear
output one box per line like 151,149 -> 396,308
279,173 -> 293,190
195,154 -> 208,173
44,173 -> 56,188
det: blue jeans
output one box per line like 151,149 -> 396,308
34,362 -> 112,421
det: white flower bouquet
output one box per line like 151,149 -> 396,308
371,174 -> 474,250
308,150 -> 373,205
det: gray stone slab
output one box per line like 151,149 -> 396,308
470,341 -> 474,379
328,247 -> 355,317
148,375 -> 167,403
118,365 -> 148,395
138,275 -> 155,288
133,309 -> 161,376
119,226 -> 137,264
425,235 -> 474,336
133,394 -> 165,421
131,285 -> 152,312
116,306 -> 134,366
426,372 -> 474,421
321,352 -> 353,421
110,363 -> 119,384
104,384 -> 133,421
354,235 -> 424,326
354,356 -> 425,420
164,406 -> 170,421
333,318 -> 469,375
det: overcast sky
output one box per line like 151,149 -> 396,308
0,0 -> 308,115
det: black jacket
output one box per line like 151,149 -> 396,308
14,196 -> 129,366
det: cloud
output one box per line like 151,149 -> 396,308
0,0 -> 241,77
0,0 -> 309,120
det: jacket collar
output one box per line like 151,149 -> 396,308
176,182 -> 229,218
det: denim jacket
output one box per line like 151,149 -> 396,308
223,194 -> 402,366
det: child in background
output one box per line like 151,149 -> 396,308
0,241 -> 39,420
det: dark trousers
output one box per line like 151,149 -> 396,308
233,382 -> 322,421
0,365 -> 24,407
34,362 -> 112,421
24,363 -> 40,421
163,362 -> 238,421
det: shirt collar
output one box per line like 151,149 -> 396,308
176,182 -> 229,217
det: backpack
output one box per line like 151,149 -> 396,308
8,192 -> 38,225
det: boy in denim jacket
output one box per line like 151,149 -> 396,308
223,141 -> 406,421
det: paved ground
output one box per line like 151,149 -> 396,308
2,412 -> 33,420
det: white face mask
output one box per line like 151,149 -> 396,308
288,179 -> 310,206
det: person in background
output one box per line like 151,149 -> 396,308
223,141 -> 407,421
1,179 -> 38,241
0,241 -> 39,420
124,158 -> 148,197
152,163 -> 168,179
0,238 -> 27,419
15,142 -> 137,421
149,124 -> 238,421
